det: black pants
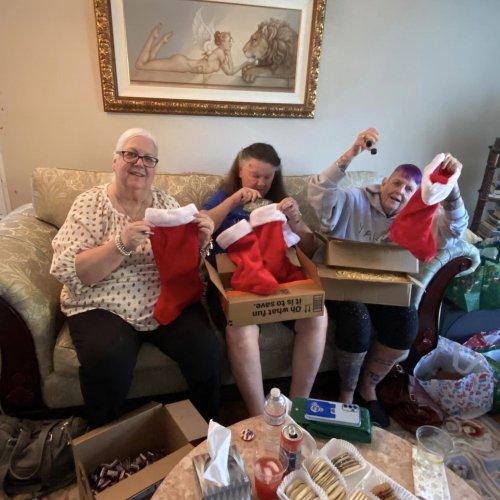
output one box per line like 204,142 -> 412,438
68,302 -> 220,428
326,300 -> 418,353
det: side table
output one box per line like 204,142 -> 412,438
153,415 -> 481,499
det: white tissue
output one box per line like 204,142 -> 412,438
203,420 -> 232,487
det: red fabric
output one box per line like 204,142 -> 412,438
430,164 -> 454,184
149,223 -> 203,325
390,164 -> 454,262
390,187 -> 439,261
226,231 -> 279,295
253,220 -> 306,283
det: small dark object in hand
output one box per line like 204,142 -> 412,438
365,139 -> 377,155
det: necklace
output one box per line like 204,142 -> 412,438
111,189 -> 151,222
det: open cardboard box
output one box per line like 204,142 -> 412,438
320,235 -> 419,274
317,264 -> 415,307
206,247 -> 325,327
316,236 -> 420,307
71,400 -> 207,500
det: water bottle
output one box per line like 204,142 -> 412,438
263,387 -> 287,451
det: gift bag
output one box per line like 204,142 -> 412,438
445,239 -> 500,312
464,332 -> 500,414
445,265 -> 483,312
480,258 -> 500,309
413,336 -> 495,419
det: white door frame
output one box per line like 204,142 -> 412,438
0,152 -> 11,217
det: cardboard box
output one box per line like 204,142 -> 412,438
71,400 -> 207,500
206,248 -> 325,327
321,237 -> 419,274
317,264 -> 414,307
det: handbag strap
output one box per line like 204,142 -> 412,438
8,422 -> 52,481
0,434 -> 18,493
39,420 -> 72,485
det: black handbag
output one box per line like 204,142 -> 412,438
377,364 -> 446,433
0,415 -> 88,497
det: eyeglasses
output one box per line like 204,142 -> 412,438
117,150 -> 158,169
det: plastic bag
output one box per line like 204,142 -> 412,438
464,332 -> 500,414
413,336 -> 495,419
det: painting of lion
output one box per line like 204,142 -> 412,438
242,18 -> 298,85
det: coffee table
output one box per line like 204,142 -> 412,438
153,415 -> 481,499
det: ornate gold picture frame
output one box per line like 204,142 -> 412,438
94,0 -> 327,118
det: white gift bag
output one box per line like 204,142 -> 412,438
413,336 -> 495,419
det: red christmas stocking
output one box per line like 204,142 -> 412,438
249,204 -> 306,283
145,204 -> 203,325
216,219 -> 279,295
390,153 -> 461,261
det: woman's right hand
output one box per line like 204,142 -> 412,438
231,187 -> 262,206
120,221 -> 154,252
351,127 -> 379,156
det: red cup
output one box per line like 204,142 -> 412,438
254,452 -> 287,500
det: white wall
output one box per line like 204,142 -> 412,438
1,0 -> 499,215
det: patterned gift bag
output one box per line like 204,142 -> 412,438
414,336 -> 495,419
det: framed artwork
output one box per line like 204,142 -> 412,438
93,0 -> 327,118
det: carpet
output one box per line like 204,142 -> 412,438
387,413 -> 500,499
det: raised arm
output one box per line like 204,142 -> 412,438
307,128 -> 379,232
433,154 -> 469,248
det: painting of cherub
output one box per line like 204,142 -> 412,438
126,0 -> 300,90
135,9 -> 252,78
95,0 -> 326,117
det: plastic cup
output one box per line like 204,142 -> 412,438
416,425 -> 453,465
253,450 -> 287,500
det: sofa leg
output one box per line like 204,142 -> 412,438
405,255 -> 473,372
0,296 -> 45,413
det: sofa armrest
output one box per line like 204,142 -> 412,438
0,205 -> 62,411
406,239 -> 481,370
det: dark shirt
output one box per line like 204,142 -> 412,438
203,189 -> 249,257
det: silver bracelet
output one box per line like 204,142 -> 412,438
115,234 -> 133,257
199,238 -> 213,259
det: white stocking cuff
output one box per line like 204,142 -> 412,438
145,204 -> 198,227
249,203 -> 286,227
421,153 -> 461,205
216,219 -> 253,250
283,223 -> 301,247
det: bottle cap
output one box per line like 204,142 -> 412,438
270,387 -> 281,398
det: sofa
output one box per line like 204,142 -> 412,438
0,167 -> 481,414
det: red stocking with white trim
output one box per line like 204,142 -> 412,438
145,204 -> 203,325
216,220 -> 279,295
390,153 -> 461,261
250,204 -> 306,283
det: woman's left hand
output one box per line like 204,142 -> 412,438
195,212 -> 214,249
277,197 -> 302,224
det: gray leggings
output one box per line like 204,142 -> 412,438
326,300 -> 418,353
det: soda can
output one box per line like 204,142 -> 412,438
279,424 -> 303,473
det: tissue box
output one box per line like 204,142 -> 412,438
192,444 -> 251,499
